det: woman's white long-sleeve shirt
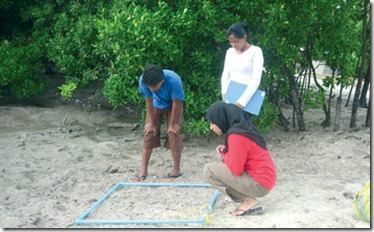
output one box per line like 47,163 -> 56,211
221,45 -> 264,108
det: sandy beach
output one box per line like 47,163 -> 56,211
0,78 -> 371,229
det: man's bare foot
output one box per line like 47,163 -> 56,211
132,175 -> 147,182
167,172 -> 183,178
167,169 -> 181,178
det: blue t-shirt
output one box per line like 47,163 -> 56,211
139,69 -> 184,109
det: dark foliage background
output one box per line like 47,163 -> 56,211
0,0 -> 370,134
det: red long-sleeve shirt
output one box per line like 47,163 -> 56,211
223,133 -> 276,190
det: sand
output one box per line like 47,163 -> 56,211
0,80 -> 371,229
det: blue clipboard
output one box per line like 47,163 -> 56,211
223,81 -> 265,115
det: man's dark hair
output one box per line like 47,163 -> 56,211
142,64 -> 164,86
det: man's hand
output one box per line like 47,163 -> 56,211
168,99 -> 183,136
144,122 -> 156,134
167,123 -> 180,136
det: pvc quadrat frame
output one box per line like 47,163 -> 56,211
75,182 -> 220,225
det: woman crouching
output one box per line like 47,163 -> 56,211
203,101 -> 276,216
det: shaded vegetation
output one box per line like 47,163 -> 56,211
0,0 -> 370,134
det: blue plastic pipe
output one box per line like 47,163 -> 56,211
75,182 -> 220,225
76,182 -> 122,222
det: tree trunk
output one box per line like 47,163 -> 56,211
350,0 -> 369,128
359,63 -> 370,108
345,78 -> 355,107
365,92 -> 371,127
333,86 -> 345,131
333,98 -> 342,132
278,112 -> 290,132
322,84 -> 332,128
309,66 -> 330,127
283,65 -> 306,131
267,86 -> 290,131
345,57 -> 362,107
306,54 -> 330,127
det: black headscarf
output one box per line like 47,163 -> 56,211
206,101 -> 267,150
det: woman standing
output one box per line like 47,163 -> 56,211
221,22 -> 264,116
203,101 -> 276,216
